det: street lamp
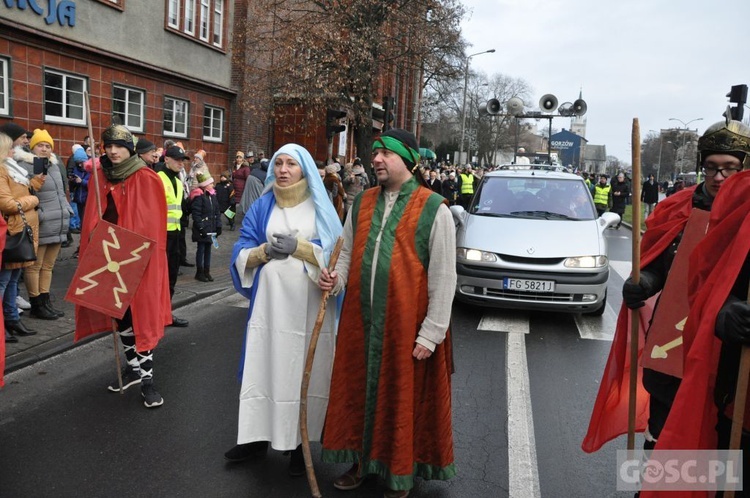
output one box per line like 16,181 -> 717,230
459,49 -> 495,165
669,117 -> 703,175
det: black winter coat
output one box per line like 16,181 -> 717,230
215,180 -> 234,212
191,191 -> 222,243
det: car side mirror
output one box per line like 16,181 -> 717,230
450,205 -> 466,227
599,212 -> 620,229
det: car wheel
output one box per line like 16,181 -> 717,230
588,291 -> 607,316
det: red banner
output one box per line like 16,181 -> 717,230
641,209 -> 710,378
65,221 -> 154,319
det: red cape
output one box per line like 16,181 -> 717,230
74,166 -> 171,352
582,187 -> 696,453
641,171 -> 750,498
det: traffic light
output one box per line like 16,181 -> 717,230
326,109 -> 347,140
727,84 -> 748,121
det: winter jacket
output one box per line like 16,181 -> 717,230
14,148 -> 71,245
610,180 -> 630,213
232,164 -> 251,203
215,180 -> 234,212
190,188 -> 221,243
70,162 -> 90,205
0,158 -> 42,269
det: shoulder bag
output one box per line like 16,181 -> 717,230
3,202 -> 36,263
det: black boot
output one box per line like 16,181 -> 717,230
30,295 -> 58,320
40,293 -> 64,317
204,266 -> 214,282
5,330 -> 18,343
195,267 -> 209,282
6,319 -> 37,336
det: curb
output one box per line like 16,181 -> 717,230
4,286 -> 235,375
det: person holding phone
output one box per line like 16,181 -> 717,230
13,129 -> 71,320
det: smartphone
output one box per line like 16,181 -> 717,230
33,157 -> 49,175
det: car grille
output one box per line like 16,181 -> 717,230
498,254 -> 564,265
482,287 -> 575,301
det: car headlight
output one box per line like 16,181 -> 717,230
457,247 -> 498,262
564,255 -> 608,268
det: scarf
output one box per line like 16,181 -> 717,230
272,177 -> 310,208
101,153 -> 145,182
3,157 -> 30,186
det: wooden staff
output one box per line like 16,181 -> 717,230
725,285 -> 750,498
628,118 -> 643,450
300,236 -> 344,498
84,91 -> 124,393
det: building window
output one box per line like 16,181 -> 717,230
212,0 -> 223,47
94,0 -> 125,10
183,0 -> 195,35
112,85 -> 145,133
199,0 -> 210,42
203,106 -> 223,142
167,0 -> 180,28
165,0 -> 226,50
0,57 -> 8,117
163,97 -> 189,138
44,69 -> 86,125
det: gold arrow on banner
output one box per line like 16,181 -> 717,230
650,317 -> 688,359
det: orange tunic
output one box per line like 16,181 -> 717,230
322,180 -> 455,491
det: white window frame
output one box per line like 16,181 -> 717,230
199,0 -> 210,42
112,85 -> 145,133
0,58 -> 9,117
43,69 -> 87,126
202,105 -> 224,142
167,0 -> 180,28
212,0 -> 223,47
163,96 -> 189,138
183,0 -> 195,35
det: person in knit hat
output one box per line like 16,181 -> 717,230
318,128 -> 457,498
0,123 -> 31,150
189,148 -> 210,190
73,124 -> 172,409
135,138 -> 159,169
189,172 -> 221,282
13,128 -> 70,321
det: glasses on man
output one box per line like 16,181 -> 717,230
702,166 -> 742,178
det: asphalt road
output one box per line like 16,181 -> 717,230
0,228 -> 638,498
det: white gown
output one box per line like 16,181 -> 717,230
234,196 -> 336,450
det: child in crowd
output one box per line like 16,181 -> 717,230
189,173 -> 222,282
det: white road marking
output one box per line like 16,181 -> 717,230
574,303 -> 618,341
477,310 -> 530,334
477,311 -> 540,497
609,260 -> 633,282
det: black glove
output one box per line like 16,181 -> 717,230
715,296 -> 750,345
622,270 -> 661,309
265,243 -> 288,260
216,226 -> 222,237
271,233 -> 298,256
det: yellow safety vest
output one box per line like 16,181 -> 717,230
460,173 -> 474,194
593,184 -> 611,206
158,171 -> 183,231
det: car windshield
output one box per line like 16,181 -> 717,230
470,177 -> 597,221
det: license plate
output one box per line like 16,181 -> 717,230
503,278 -> 555,293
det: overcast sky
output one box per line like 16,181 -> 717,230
459,0 -> 750,162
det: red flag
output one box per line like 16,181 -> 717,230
582,187 -> 696,453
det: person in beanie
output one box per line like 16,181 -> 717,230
189,172 -> 221,282
318,128 -> 457,498
214,173 -> 235,231
74,124 -> 172,408
13,129 -> 71,320
0,123 -> 31,151
135,138 -> 159,169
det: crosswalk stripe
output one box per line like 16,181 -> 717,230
477,310 -> 530,334
574,303 -> 618,341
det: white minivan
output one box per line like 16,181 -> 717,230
451,165 -> 620,315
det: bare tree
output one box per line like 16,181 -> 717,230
236,0 -> 465,169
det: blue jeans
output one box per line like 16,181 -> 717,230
0,268 -> 22,321
195,242 -> 212,268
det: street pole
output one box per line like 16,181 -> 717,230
668,117 -> 703,176
459,49 -> 494,165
